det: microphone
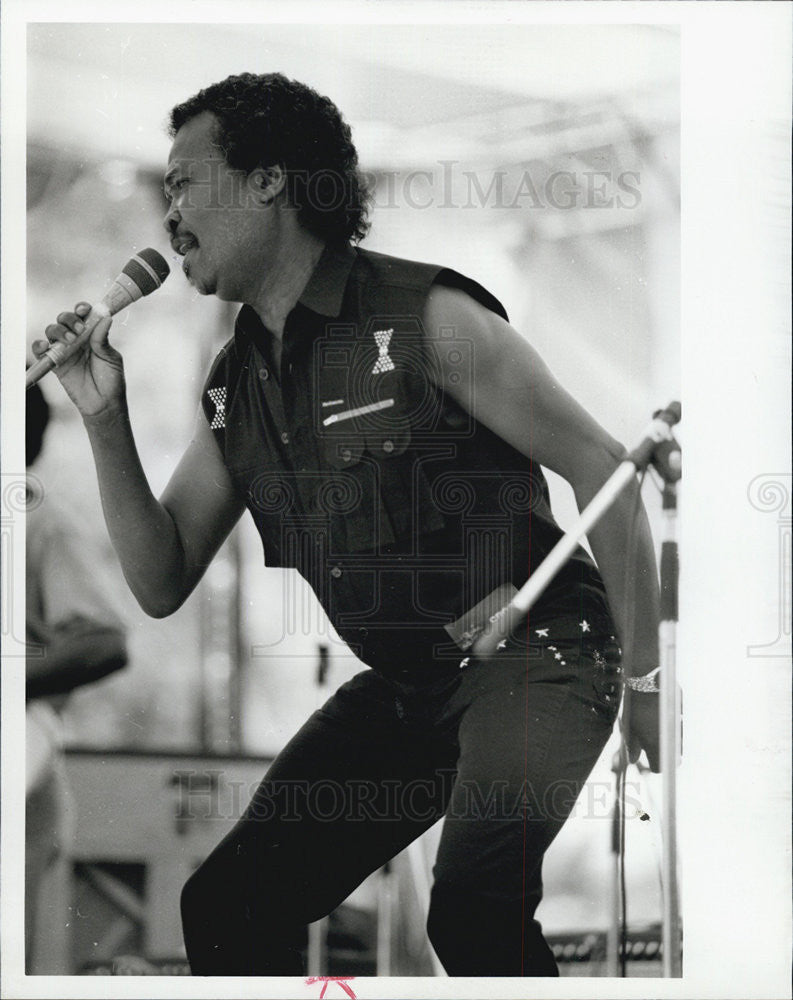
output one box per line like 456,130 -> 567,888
26,248 -> 170,390
624,402 -> 681,477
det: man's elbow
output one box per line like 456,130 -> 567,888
139,594 -> 186,619
127,561 -> 194,619
134,583 -> 190,620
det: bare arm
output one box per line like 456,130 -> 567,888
83,403 -> 244,616
423,285 -> 661,677
33,304 -> 245,618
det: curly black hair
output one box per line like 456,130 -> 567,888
168,73 -> 370,245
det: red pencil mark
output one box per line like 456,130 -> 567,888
305,975 -> 357,999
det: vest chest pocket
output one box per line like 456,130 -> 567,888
321,437 -> 365,470
320,424 -> 444,552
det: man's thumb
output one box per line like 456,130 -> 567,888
89,313 -> 115,353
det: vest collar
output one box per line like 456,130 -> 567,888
234,241 -> 357,352
297,241 -> 357,318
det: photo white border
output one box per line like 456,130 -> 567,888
2,2 -> 791,999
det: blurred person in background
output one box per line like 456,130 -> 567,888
34,72 -> 661,976
25,384 -> 128,972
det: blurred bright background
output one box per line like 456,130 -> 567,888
25,20 -> 680,977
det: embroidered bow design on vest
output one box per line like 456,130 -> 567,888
371,328 -> 395,374
207,386 -> 227,429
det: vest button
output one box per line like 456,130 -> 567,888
382,439 -> 394,453
259,367 -> 269,381
340,448 -> 352,462
330,565 -> 343,579
280,431 -> 290,445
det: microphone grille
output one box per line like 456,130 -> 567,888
122,248 -> 171,296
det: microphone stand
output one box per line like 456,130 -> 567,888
657,451 -> 682,976
607,746 -> 627,978
472,402 -> 682,977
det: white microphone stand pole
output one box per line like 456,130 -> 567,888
658,474 -> 682,975
472,403 -> 682,977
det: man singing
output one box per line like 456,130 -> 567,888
34,72 -> 661,976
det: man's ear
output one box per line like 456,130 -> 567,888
248,165 -> 286,205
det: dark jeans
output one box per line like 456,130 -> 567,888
181,622 -> 621,976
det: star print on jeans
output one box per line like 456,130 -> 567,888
207,386 -> 226,430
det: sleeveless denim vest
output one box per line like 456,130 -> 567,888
202,247 -> 610,671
